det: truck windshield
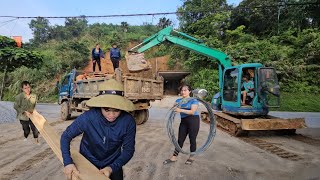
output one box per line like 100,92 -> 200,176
223,68 -> 239,102
61,76 -> 69,87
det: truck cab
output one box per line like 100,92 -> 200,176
57,69 -> 77,105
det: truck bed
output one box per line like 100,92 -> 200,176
73,76 -> 163,101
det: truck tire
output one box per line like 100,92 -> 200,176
134,109 -> 149,125
142,110 -> 149,123
61,101 -> 71,121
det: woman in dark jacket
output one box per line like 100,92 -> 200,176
91,43 -> 104,72
60,79 -> 136,180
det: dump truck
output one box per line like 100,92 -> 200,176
128,26 -> 306,136
57,68 -> 163,125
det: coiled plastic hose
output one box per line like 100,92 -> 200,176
166,98 -> 216,155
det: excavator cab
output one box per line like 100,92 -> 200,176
220,64 -> 271,116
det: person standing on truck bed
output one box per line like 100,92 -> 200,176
92,43 -> 104,72
60,79 -> 136,180
110,43 -> 121,71
13,81 -> 39,144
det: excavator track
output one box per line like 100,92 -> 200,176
239,137 -> 303,161
200,111 -> 317,161
201,111 -> 248,136
288,135 -> 320,147
213,122 -> 304,161
203,117 -> 304,161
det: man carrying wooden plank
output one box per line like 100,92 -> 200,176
14,81 -> 39,144
60,79 -> 136,180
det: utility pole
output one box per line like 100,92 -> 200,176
0,65 -> 7,101
277,0 -> 287,34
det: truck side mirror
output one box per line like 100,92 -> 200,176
56,81 -> 60,89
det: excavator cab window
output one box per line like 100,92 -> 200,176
258,68 -> 280,107
223,68 -> 239,102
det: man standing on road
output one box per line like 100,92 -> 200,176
60,79 -> 136,180
13,81 -> 39,144
110,43 -> 121,71
92,43 -> 104,72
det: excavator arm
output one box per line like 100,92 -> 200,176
130,26 -> 232,68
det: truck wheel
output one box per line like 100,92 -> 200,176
61,101 -> 71,121
142,110 -> 149,123
134,110 -> 149,125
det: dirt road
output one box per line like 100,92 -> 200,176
0,100 -> 319,180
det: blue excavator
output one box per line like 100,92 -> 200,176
128,26 -> 306,136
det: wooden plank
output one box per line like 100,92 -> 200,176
241,118 -> 306,130
27,110 -> 108,180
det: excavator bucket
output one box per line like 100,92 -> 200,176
126,52 -> 151,72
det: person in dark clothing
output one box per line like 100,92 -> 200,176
110,44 -> 121,71
60,79 -> 136,180
91,43 -> 104,72
13,81 -> 39,144
163,85 -> 200,165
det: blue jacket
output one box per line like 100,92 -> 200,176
60,108 -> 136,172
110,48 -> 121,59
92,48 -> 104,59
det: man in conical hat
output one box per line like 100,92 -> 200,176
60,79 -> 136,180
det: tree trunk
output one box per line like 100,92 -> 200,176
0,65 -> 7,101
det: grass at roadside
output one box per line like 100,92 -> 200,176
271,92 -> 320,112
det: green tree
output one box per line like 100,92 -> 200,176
0,36 -> 43,100
230,0 -> 320,36
64,16 -> 88,38
177,0 -> 229,33
157,17 -> 173,29
120,22 -> 129,32
29,17 -> 50,45
48,25 -> 67,41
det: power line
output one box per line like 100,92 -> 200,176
0,18 -> 18,28
0,18 -> 17,25
0,12 -> 177,19
0,2 -> 318,19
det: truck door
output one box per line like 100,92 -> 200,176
58,74 -> 71,104
258,67 -> 280,108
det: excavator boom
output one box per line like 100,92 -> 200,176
130,26 -> 232,68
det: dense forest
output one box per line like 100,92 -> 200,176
1,0 -> 319,111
